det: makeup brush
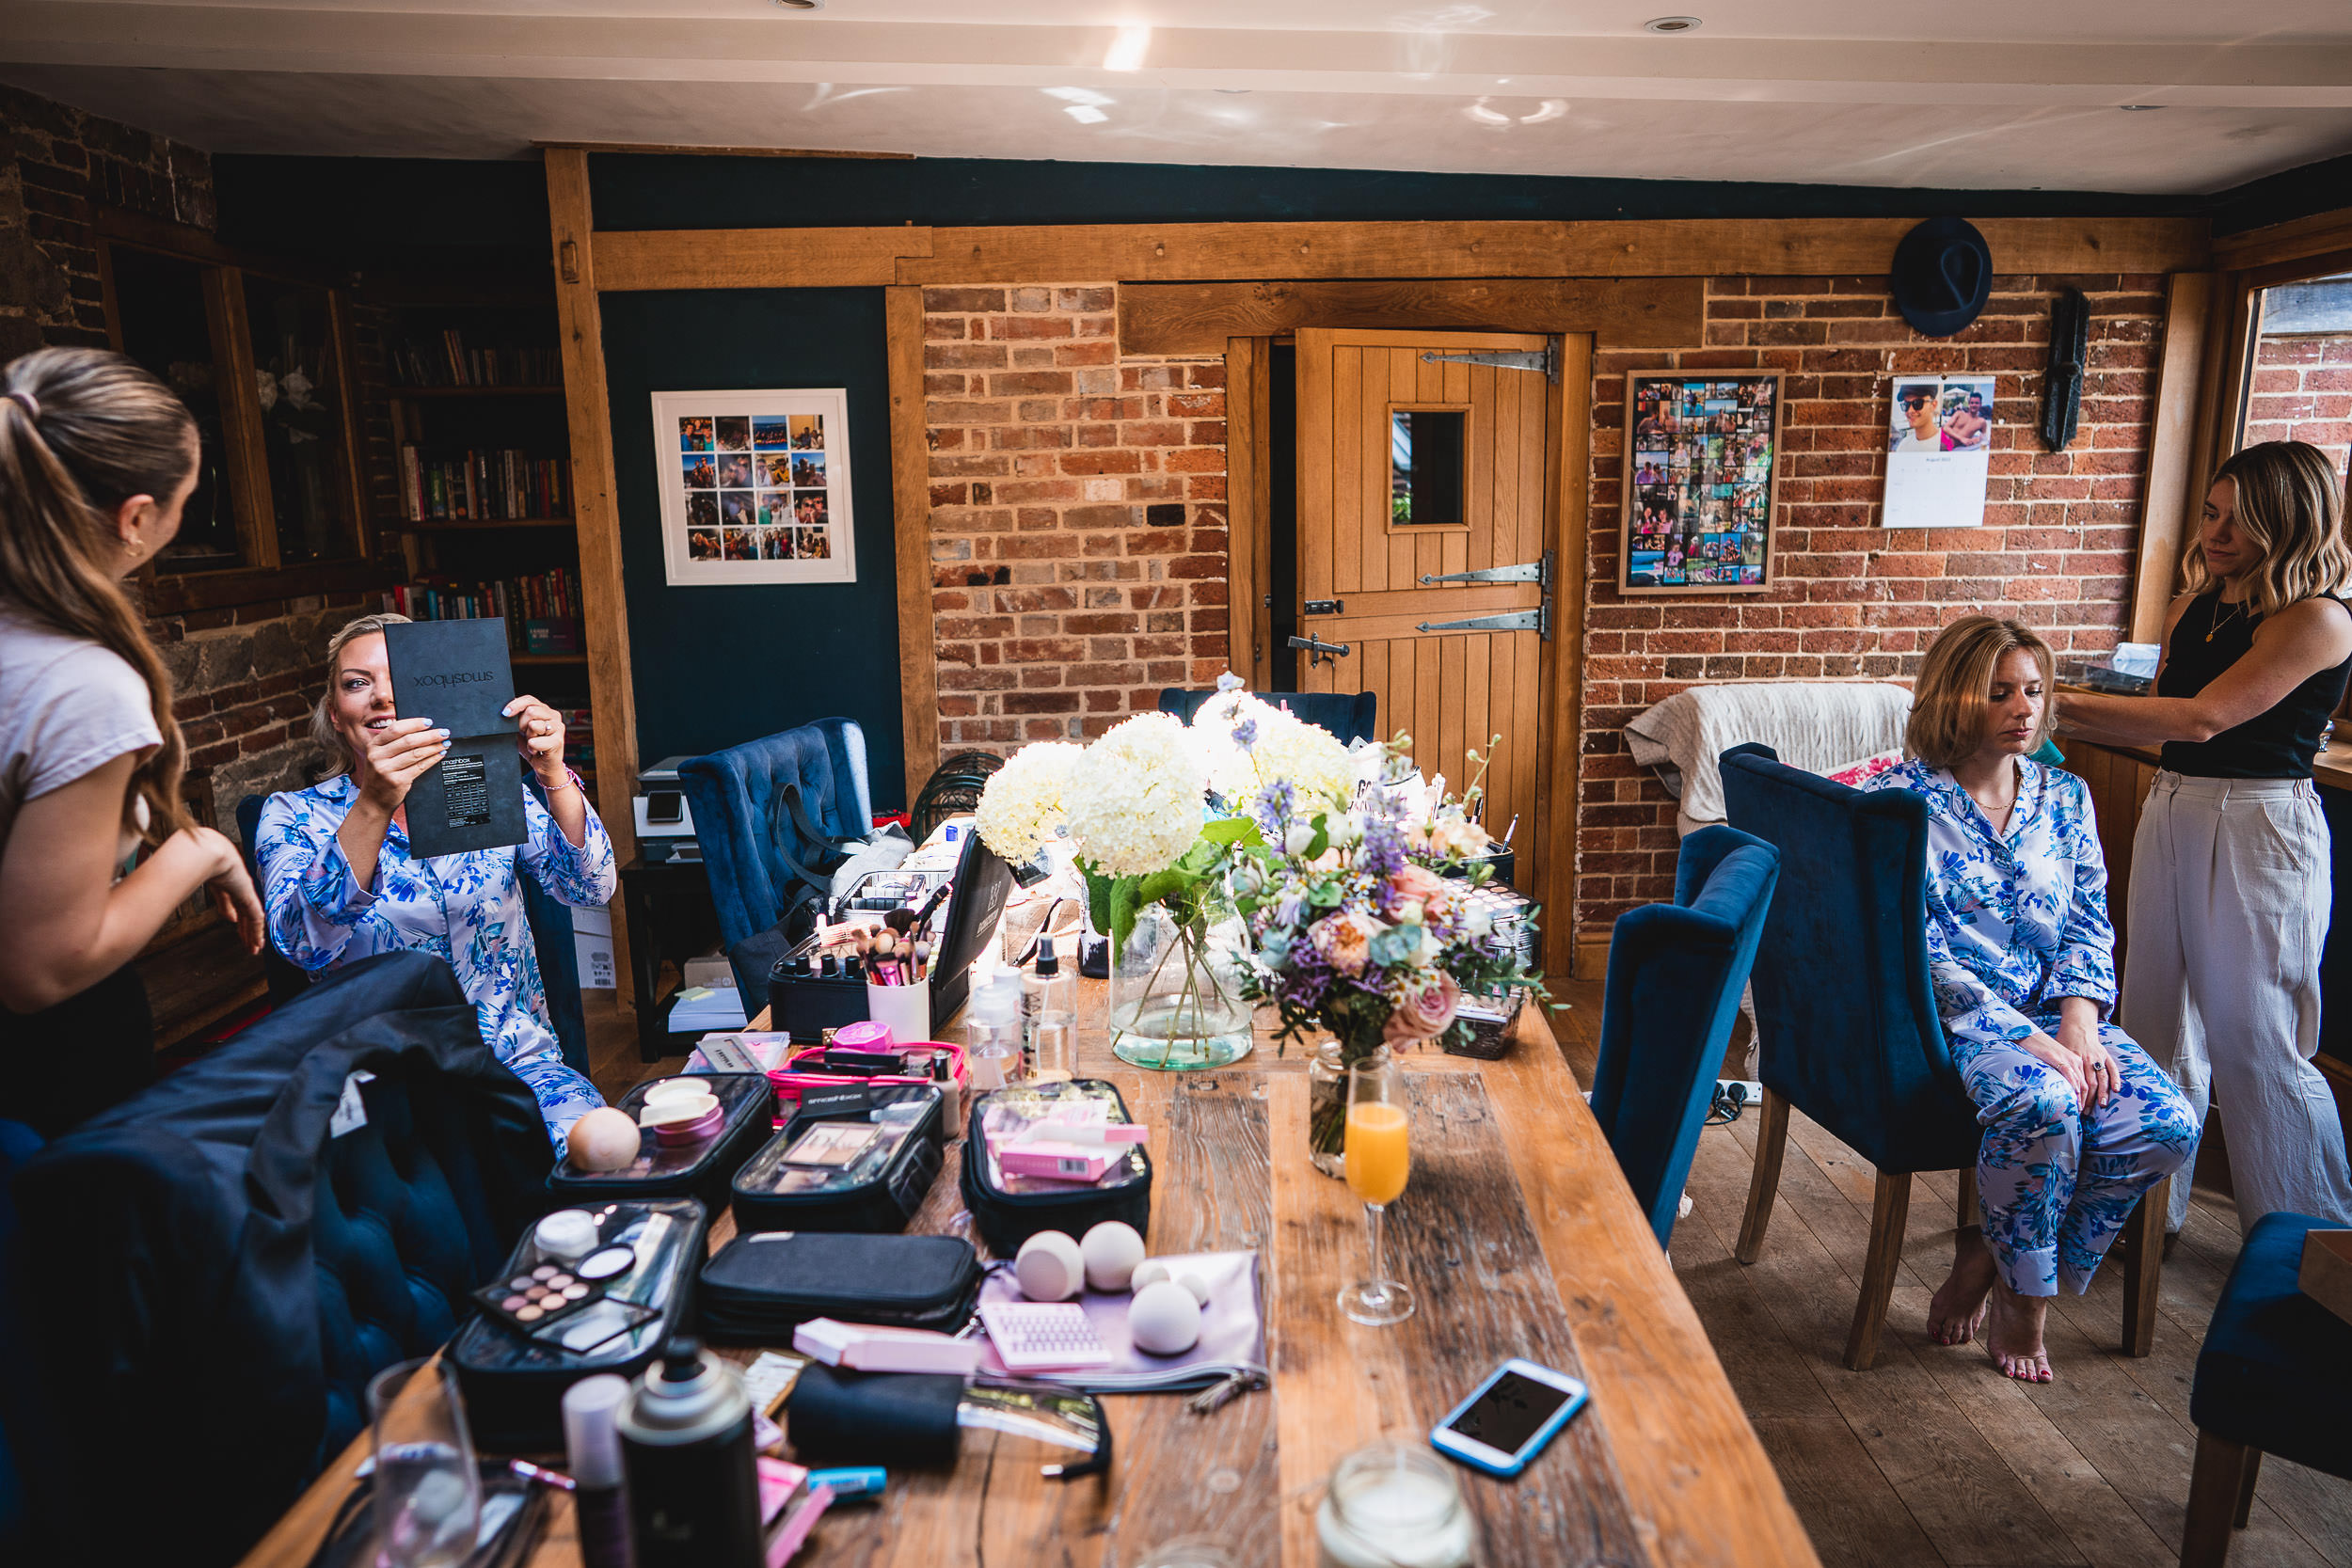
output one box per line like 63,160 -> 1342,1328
883,907 -> 918,935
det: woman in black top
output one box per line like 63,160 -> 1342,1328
2059,441 -> 2352,1232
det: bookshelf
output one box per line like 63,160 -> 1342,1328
375,293 -> 596,796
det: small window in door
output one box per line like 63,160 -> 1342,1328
1390,406 -> 1468,530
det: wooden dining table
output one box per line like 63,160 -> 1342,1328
238,987 -> 1820,1568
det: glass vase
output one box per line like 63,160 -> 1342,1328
1110,904 -> 1256,1071
1307,1039 -> 1391,1178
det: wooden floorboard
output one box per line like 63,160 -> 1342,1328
1677,1093 -> 2352,1568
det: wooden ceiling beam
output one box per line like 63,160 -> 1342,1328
1118,277 -> 1706,356
588,214 -> 2205,293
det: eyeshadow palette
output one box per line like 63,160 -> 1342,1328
471,1244 -> 658,1354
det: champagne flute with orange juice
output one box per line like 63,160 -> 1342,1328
1339,1057 -> 1415,1325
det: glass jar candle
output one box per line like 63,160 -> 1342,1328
1313,1443 -> 1475,1568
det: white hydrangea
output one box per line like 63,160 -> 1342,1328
1063,712 -> 1208,877
1189,689 -> 1284,802
1252,707 -> 1356,808
973,741 -> 1081,863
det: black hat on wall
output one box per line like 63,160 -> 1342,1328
1890,216 -> 1994,338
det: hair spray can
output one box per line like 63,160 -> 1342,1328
616,1338 -> 762,1568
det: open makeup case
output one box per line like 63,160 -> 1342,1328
763,827 -> 1014,1041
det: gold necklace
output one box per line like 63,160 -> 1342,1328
2207,594 -> 2249,642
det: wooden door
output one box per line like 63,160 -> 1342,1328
1294,327 -> 1562,851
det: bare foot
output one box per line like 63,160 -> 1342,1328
1982,1277 -> 2053,1383
1928,1227 -> 1995,1345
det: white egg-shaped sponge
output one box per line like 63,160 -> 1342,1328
1080,1222 -> 1147,1291
566,1107 -> 643,1172
1128,1279 -> 1202,1355
1130,1259 -> 1172,1291
1014,1230 -> 1086,1303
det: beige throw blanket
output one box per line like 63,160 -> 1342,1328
1624,681 -> 1913,834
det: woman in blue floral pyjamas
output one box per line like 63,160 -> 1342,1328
257,613 -> 612,1150
1861,615 -> 2197,1383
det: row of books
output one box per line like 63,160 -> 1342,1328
386,569 -> 585,653
399,444 -> 568,522
389,329 -> 561,388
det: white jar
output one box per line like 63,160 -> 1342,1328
1313,1443 -> 1475,1568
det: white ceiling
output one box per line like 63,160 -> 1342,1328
3,0 -> 2350,194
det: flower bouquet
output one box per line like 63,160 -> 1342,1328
1226,729 -> 1544,1173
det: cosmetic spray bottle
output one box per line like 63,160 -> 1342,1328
617,1338 -> 761,1568
563,1375 -> 636,1568
1023,935 -> 1075,1082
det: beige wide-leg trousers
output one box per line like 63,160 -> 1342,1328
2121,771 -> 2352,1232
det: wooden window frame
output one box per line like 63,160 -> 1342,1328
2134,214 -> 2352,638
93,208 -> 384,614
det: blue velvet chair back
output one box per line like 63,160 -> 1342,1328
1156,687 -> 1379,745
237,792 -> 591,1076
1588,826 -> 1781,1246
1718,743 -> 1979,1175
8,952 -> 549,1566
676,719 -> 874,951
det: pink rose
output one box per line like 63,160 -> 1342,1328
1388,863 -> 1448,906
1384,972 -> 1461,1045
1311,911 -> 1376,975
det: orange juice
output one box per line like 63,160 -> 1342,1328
1344,1102 -> 1411,1206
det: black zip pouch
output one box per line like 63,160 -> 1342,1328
697,1230 -> 982,1342
732,1082 -> 946,1235
958,1078 -> 1152,1255
449,1197 -> 708,1451
546,1072 -> 775,1216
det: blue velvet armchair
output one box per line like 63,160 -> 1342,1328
676,717 -> 873,953
1719,743 -> 2165,1369
1588,825 -> 1780,1247
1156,687 -> 1379,745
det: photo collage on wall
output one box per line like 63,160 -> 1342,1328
652,388 -> 855,587
1620,372 -> 1783,595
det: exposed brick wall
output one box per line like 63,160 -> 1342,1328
0,83 -> 338,835
2240,332 -> 2352,477
921,283 -> 1230,747
906,270 -> 2168,941
1577,274 -> 2166,934
0,83 -> 215,357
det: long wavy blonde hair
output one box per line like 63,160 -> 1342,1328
2185,440 -> 2352,618
0,348 -> 199,845
308,611 -> 412,779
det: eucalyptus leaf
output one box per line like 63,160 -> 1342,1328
1370,923 -> 1423,967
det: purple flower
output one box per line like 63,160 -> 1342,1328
1357,818 -> 1406,882
1232,716 -> 1259,750
1253,779 -> 1296,838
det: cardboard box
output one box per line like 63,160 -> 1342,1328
571,905 -> 615,990
2299,1228 -> 2352,1328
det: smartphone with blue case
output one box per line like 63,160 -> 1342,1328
1428,1357 -> 1589,1478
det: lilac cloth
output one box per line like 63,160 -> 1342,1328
976,1249 -> 1266,1392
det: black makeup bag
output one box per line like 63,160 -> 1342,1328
545,1072 -> 775,1216
958,1078 -> 1152,1255
732,1081 -> 946,1235
696,1231 -> 982,1342
449,1197 -> 709,1451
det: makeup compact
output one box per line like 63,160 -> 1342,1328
470,1236 -> 660,1355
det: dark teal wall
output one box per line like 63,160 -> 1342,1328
596,288 -> 907,809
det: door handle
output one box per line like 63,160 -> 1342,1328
1288,633 -> 1352,669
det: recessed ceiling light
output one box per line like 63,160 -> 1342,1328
1645,15 -> 1702,32
2119,103 -> 2166,110
771,0 -> 820,8
1215,87 -> 1253,95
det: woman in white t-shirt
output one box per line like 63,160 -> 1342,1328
0,348 -> 264,1135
